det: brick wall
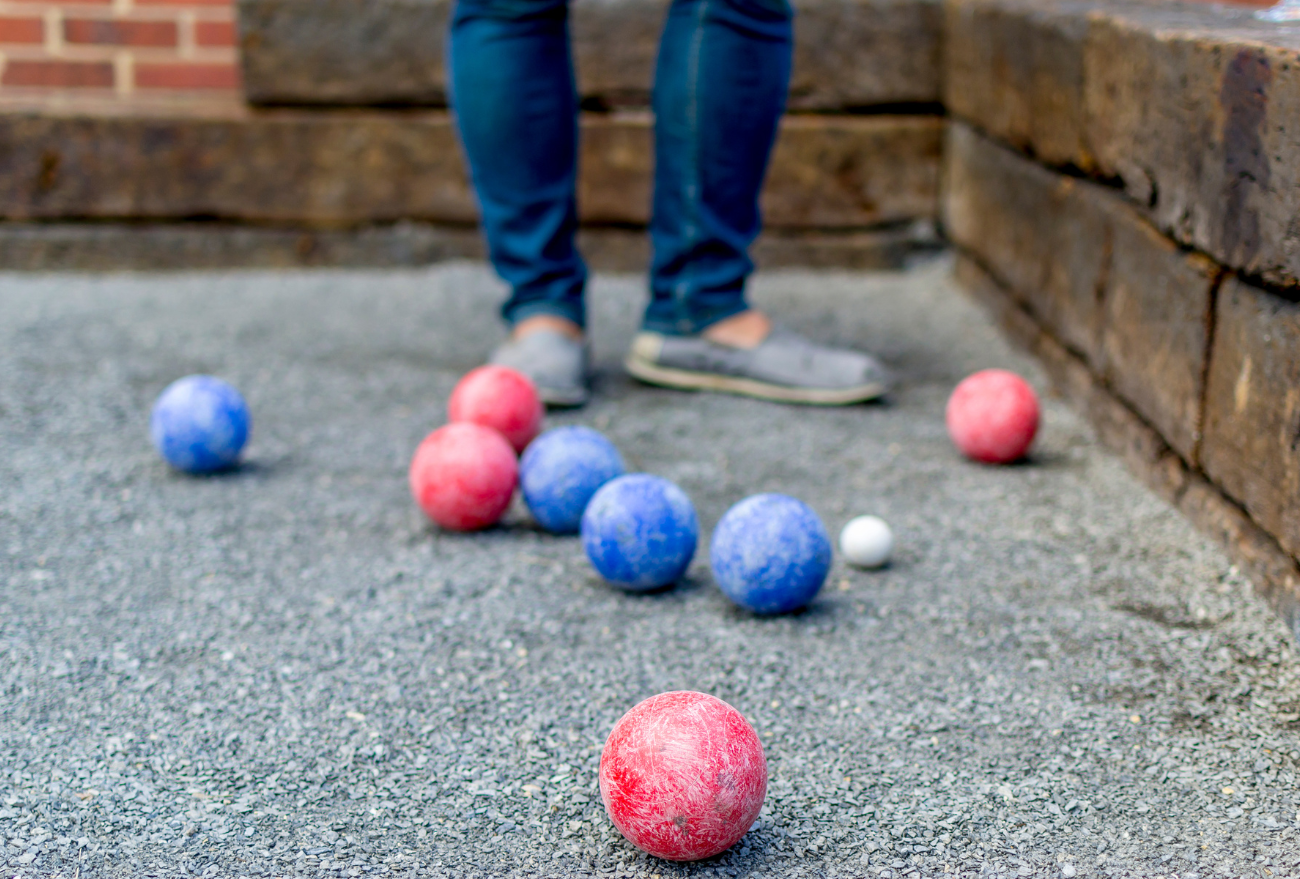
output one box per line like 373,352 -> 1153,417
0,0 -> 237,96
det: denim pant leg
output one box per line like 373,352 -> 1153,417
645,0 -> 794,336
448,0 -> 588,329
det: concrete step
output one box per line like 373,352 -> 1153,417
0,95 -> 941,229
236,0 -> 942,110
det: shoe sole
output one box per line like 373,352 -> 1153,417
537,386 -> 590,409
625,353 -> 889,405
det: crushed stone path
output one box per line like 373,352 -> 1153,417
2,257 -> 1299,878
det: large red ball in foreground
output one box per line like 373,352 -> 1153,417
448,365 -> 543,453
409,422 -> 518,531
599,691 -> 766,862
946,369 -> 1040,464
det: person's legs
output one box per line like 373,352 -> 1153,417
645,0 -> 793,337
448,0 -> 586,333
628,0 -> 892,404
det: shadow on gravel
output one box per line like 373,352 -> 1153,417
162,459 -> 281,481
969,449 -> 1074,470
575,572 -> 712,599
1113,600 -> 1226,630
713,597 -> 848,624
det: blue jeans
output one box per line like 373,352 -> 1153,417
448,0 -> 793,335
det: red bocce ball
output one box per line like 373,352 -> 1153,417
408,422 -> 518,531
599,691 -> 767,862
448,365 -> 543,454
946,368 -> 1040,464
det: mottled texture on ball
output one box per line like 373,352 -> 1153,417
840,515 -> 894,569
600,691 -> 766,862
150,375 -> 251,474
408,422 -> 518,531
946,369 -> 1040,464
448,365 -> 543,453
520,426 -> 625,534
710,493 -> 831,615
581,474 -> 698,591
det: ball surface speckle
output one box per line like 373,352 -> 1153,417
840,515 -> 894,568
448,365 -> 543,453
946,369 -> 1040,464
710,493 -> 832,615
581,474 -> 698,591
408,422 -> 518,531
150,375 -> 251,474
599,691 -> 766,862
519,426 -> 625,534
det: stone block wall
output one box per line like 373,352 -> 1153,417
942,0 -> 1300,629
236,0 -> 943,111
228,0 -> 948,268
0,101 -> 942,269
0,0 -> 239,96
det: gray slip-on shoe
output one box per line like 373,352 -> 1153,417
489,329 -> 590,408
624,326 -> 892,405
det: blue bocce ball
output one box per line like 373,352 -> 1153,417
150,375 -> 251,474
581,474 -> 698,592
710,493 -> 832,615
520,426 -> 626,534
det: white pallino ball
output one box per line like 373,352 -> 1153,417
839,515 -> 894,568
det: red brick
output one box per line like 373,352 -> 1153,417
194,20 -> 236,47
0,16 -> 44,43
2,60 -> 114,88
64,18 -> 179,47
134,62 -> 240,90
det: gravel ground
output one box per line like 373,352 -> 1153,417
3,257 -> 1299,879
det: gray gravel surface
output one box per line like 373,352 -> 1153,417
3,257 -> 1299,879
